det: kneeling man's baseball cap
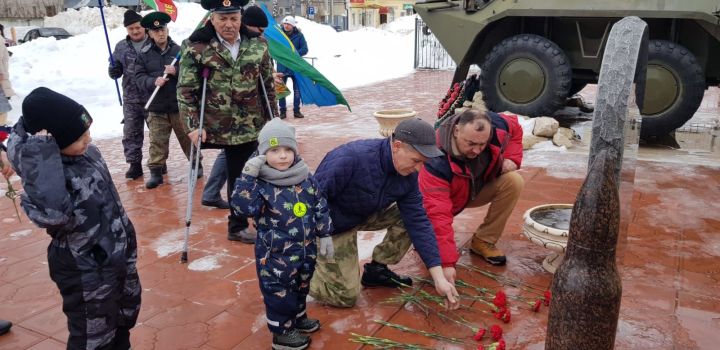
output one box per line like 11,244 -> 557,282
393,118 -> 444,158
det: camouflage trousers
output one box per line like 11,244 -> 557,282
48,242 -> 141,350
309,204 -> 412,308
121,103 -> 146,164
147,111 -> 198,169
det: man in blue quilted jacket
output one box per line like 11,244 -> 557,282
309,118 -> 460,309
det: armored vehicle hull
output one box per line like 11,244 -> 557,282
415,0 -> 720,136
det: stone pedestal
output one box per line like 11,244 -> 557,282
546,16 -> 648,350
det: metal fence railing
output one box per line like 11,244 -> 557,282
414,17 -> 456,69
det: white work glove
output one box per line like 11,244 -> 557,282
318,236 -> 334,260
242,155 -> 266,177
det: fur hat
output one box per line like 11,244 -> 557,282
243,6 -> 268,28
22,87 -> 92,149
123,9 -> 142,27
257,118 -> 297,155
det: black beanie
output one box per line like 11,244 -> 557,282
123,9 -> 142,27
22,87 -> 93,150
243,6 -> 268,28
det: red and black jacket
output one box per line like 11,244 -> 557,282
418,111 -> 523,267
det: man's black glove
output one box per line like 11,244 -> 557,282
108,64 -> 123,79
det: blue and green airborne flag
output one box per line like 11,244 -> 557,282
259,4 -> 350,111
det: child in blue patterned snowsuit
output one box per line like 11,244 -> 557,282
231,118 -> 333,350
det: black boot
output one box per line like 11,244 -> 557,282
280,110 -> 287,119
293,110 -> 304,118
161,164 -> 167,175
295,316 -> 320,333
125,162 -> 143,179
361,261 -> 413,288
272,329 -> 310,350
196,164 -> 204,178
145,167 -> 164,189
0,319 -> 12,335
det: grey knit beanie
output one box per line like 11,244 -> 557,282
257,118 -> 298,155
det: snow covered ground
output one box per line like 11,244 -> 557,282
5,3 -> 416,139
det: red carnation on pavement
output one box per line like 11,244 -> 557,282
501,308 -> 511,323
473,328 -> 486,341
494,306 -> 506,320
497,339 -> 506,350
473,329 -> 485,341
490,324 -> 503,341
493,290 -> 507,308
533,299 -> 542,312
544,290 -> 552,306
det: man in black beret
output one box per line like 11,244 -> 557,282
109,9 -> 149,180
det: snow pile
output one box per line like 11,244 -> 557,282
291,16 -> 415,90
44,6 -> 128,35
6,2 -> 415,139
381,14 -> 417,35
519,117 -> 536,136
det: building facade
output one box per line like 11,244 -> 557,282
1,0 -> 64,28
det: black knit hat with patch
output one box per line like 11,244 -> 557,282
22,87 -> 93,150
123,9 -> 142,27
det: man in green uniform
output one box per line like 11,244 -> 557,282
178,0 -> 277,242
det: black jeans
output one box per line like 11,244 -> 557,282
225,141 -> 259,233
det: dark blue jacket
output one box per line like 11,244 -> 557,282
276,28 -> 307,76
314,138 -> 442,268
231,167 -> 332,265
134,38 -> 180,113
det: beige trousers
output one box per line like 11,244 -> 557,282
467,171 -> 524,244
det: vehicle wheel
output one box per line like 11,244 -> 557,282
638,40 -> 705,137
479,34 -> 571,116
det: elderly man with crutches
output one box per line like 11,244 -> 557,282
178,0 -> 278,245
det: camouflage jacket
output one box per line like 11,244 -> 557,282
7,120 -> 139,268
111,35 -> 148,104
177,24 -> 278,146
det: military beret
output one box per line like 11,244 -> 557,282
201,0 -> 249,13
140,11 -> 171,30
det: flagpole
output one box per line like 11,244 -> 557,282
98,0 -> 123,106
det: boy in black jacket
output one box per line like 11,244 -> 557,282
7,87 -> 141,349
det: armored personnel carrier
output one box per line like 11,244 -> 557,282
415,0 -> 720,136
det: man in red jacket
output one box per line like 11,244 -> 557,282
419,108 -> 524,281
